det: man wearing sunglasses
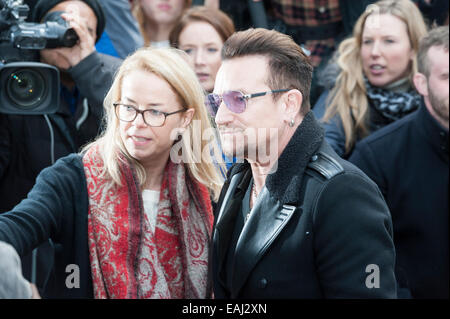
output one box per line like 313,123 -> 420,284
210,28 -> 397,298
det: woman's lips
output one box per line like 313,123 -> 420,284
196,73 -> 209,81
130,135 -> 152,146
369,64 -> 386,76
157,3 -> 172,11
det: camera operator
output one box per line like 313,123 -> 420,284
0,0 -> 122,298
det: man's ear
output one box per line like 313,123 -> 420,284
282,89 -> 303,121
413,72 -> 429,97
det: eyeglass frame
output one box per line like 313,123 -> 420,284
239,89 -> 291,101
206,89 -> 291,116
113,102 -> 187,127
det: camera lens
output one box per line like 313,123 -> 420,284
6,69 -> 47,110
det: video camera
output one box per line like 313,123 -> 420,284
0,0 -> 79,114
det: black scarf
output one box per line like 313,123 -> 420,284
365,77 -> 421,121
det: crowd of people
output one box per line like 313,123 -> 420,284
0,0 -> 448,299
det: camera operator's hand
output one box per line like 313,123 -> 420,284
59,10 -> 96,67
40,5 -> 97,71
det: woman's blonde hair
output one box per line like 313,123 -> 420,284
83,47 -> 224,200
322,0 -> 427,155
133,0 -> 192,46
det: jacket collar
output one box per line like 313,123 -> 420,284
266,111 -> 324,204
214,111 -> 324,297
415,99 -> 449,163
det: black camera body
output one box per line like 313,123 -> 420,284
0,0 -> 78,62
0,0 -> 78,114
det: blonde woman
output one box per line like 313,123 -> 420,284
0,48 -> 224,299
132,0 -> 191,47
313,0 -> 428,158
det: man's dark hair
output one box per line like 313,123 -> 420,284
222,28 -> 313,114
417,26 -> 449,77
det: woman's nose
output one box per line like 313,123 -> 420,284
195,49 -> 206,65
132,112 -> 148,127
370,40 -> 381,57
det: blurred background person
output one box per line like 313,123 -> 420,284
313,0 -> 428,158
196,0 -> 267,31
349,26 -> 449,298
266,0 -> 376,67
170,6 -> 235,93
132,0 -> 191,48
0,0 -> 122,298
170,6 -> 235,169
0,48 -> 224,298
95,0 -> 144,58
199,0 -> 378,105
414,0 -> 449,27
266,0 -> 379,105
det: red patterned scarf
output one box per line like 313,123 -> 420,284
82,146 -> 213,298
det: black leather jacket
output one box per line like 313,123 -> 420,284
211,111 -> 397,298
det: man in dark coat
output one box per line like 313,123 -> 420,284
209,28 -> 397,298
349,26 -> 449,299
0,0 -> 122,298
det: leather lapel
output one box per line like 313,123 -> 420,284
213,169 -> 250,287
231,186 -> 298,297
215,171 -> 244,228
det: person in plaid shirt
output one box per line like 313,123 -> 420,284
269,0 -> 339,67
267,0 -> 374,67
260,0 -> 375,105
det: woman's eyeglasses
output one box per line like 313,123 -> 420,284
205,89 -> 290,117
114,103 -> 186,127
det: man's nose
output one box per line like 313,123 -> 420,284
214,99 -> 233,126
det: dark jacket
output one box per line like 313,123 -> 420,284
0,51 -> 121,212
349,102 -> 449,299
415,0 -> 449,26
0,51 -> 121,296
0,154 -> 93,298
313,89 -> 419,158
212,111 -> 397,299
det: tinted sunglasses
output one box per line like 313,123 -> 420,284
205,89 -> 290,117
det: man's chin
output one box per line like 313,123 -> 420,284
221,145 -> 243,160
221,147 -> 237,159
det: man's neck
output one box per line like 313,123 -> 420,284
249,121 -> 300,193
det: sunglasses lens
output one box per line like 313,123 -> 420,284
223,91 -> 246,113
205,91 -> 246,116
205,93 -> 221,117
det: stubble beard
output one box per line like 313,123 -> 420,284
428,85 -> 449,124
